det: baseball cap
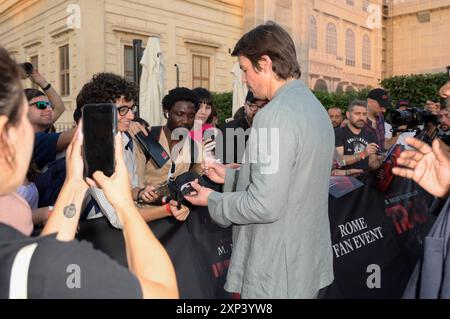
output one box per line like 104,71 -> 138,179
368,88 -> 392,109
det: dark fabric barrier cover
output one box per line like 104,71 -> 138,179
77,206 -> 232,299
321,173 -> 435,299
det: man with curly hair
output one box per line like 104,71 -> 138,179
75,74 -> 190,228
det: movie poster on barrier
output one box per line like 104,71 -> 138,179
375,144 -> 435,260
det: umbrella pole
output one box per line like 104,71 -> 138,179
133,39 -> 143,118
174,64 -> 180,88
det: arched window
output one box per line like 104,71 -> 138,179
326,23 -> 337,55
362,35 -> 371,70
345,29 -> 355,67
314,79 -> 328,92
346,85 -> 355,92
309,16 -> 317,50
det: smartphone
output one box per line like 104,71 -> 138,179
82,103 -> 117,179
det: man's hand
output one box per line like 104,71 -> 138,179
129,121 -> 148,136
202,138 -> 216,157
202,158 -> 240,184
393,137 -> 450,198
138,183 -> 159,203
184,179 -> 213,207
202,158 -> 227,184
28,67 -> 48,89
364,143 -> 379,156
169,201 -> 190,221
439,82 -> 450,99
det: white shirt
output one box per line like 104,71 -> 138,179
385,122 -> 416,150
83,132 -> 139,228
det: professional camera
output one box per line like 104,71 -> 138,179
387,107 -> 438,130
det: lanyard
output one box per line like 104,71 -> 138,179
167,161 -> 176,183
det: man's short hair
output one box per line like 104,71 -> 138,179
24,88 -> 45,102
231,21 -> 301,80
328,107 -> 342,113
162,87 -> 199,113
348,100 -> 367,113
74,73 -> 137,122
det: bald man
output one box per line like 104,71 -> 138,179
328,107 -> 343,128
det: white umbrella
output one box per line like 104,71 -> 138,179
231,61 -> 248,117
139,37 -> 165,126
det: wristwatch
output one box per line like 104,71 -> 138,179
42,83 -> 52,91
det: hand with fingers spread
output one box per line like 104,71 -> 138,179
392,137 -> 450,198
169,200 -> 191,221
184,179 -> 213,207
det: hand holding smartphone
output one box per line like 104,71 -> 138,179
82,103 -> 117,179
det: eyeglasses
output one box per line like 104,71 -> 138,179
248,101 -> 268,110
117,105 -> 137,116
30,101 -> 53,110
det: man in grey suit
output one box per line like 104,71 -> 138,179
186,21 -> 335,298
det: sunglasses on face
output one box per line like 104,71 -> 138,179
30,101 -> 53,110
117,105 -> 137,116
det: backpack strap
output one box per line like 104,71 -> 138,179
9,243 -> 38,299
149,126 -> 163,142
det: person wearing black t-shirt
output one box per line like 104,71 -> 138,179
335,100 -> 383,172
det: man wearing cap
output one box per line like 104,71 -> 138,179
366,88 -> 392,151
219,91 -> 268,164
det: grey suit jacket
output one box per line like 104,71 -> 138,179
208,80 -> 335,298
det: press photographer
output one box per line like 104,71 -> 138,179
386,100 -> 450,147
